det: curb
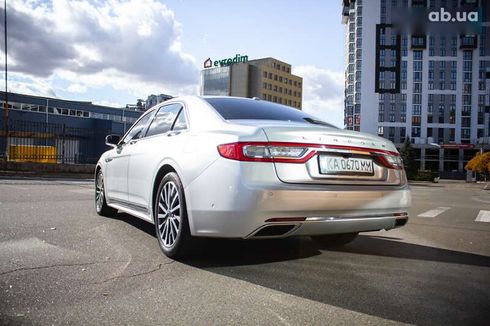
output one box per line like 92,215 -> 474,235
0,171 -> 94,180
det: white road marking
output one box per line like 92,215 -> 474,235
417,207 -> 451,218
475,210 -> 490,222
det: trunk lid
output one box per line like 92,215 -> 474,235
239,122 -> 403,186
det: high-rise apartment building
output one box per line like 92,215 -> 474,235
200,57 -> 303,109
342,0 -> 490,177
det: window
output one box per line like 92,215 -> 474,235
145,104 -> 182,137
204,97 -> 335,127
172,109 -> 188,131
121,111 -> 155,144
412,127 -> 421,137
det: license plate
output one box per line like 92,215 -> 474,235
318,155 -> 374,175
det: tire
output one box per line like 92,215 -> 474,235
311,232 -> 358,247
154,172 -> 192,258
95,170 -> 118,217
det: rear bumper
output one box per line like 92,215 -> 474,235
185,159 -> 411,238
247,214 -> 408,239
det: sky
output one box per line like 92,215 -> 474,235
0,0 -> 346,127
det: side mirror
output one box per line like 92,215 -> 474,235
105,134 -> 121,148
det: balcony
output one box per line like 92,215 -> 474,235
460,35 -> 477,49
411,0 -> 427,7
411,35 -> 426,49
461,0 -> 479,7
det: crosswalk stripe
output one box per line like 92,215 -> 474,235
475,210 -> 490,222
417,207 -> 451,218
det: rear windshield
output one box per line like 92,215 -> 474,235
204,97 -> 336,128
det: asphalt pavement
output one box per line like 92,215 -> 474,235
0,178 -> 489,325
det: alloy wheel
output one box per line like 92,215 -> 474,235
157,181 -> 181,248
95,172 -> 105,212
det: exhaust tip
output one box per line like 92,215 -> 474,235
253,225 -> 296,237
395,217 -> 408,227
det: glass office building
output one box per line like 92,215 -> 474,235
200,57 -> 303,109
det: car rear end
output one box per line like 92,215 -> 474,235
185,97 -> 411,239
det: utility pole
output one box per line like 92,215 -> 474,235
3,0 -> 8,159
123,105 -> 126,133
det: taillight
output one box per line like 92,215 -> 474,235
217,142 -> 313,163
217,143 -> 240,160
374,153 -> 404,170
218,141 -> 403,169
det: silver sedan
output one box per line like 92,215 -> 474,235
95,96 -> 411,258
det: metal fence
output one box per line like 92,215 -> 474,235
0,120 -> 105,164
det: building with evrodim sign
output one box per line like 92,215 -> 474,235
342,0 -> 490,178
200,57 -> 303,110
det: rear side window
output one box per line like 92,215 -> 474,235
146,104 -> 182,137
204,97 -> 335,128
172,109 -> 188,131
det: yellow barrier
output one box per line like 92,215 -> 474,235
8,145 -> 57,163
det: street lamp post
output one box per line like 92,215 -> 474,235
45,98 -> 49,147
2,0 -> 8,159
428,143 -> 442,182
123,105 -> 126,134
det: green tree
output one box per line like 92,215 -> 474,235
399,136 -> 417,180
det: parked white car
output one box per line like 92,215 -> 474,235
95,96 -> 411,257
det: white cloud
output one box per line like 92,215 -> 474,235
294,65 -> 345,128
3,0 -> 199,98
0,72 -> 57,98
92,100 -> 125,108
66,83 -> 87,94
